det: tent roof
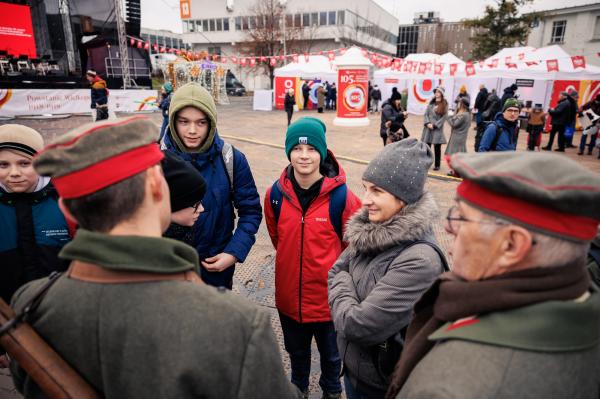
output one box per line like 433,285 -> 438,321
274,55 -> 335,77
332,46 -> 372,67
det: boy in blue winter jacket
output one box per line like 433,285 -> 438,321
162,82 -> 262,289
479,98 -> 520,152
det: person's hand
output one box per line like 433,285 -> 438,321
403,112 -> 408,118
385,121 -> 391,128
427,123 -> 434,129
0,354 -> 9,368
202,253 -> 237,272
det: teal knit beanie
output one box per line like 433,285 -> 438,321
502,98 -> 521,112
285,117 -> 327,164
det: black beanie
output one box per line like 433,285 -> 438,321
390,91 -> 402,102
161,151 -> 206,212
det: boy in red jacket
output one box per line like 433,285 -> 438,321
265,117 -> 361,399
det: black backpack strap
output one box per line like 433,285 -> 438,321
329,184 -> 347,241
269,181 -> 283,223
489,122 -> 503,151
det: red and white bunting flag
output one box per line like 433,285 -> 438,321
130,38 -> 135,46
465,64 -> 476,76
506,62 -> 517,69
231,56 -> 238,64
168,48 -> 174,53
425,62 -> 432,72
249,58 -> 256,67
186,51 -> 193,58
259,56 -> 267,63
175,49 -> 181,55
160,47 -> 166,53
371,54 -> 378,64
546,59 -> 559,72
449,63 -> 458,76
292,54 -> 298,63
137,41 -> 142,49
144,42 -> 149,50
571,55 -> 586,69
339,48 -> 347,55
393,59 -> 401,70
434,63 -> 443,75
504,56 -> 512,64
518,53 -> 525,60
240,58 -> 247,67
221,56 -> 227,63
212,54 -> 219,61
318,51 -> 324,56
525,61 -> 538,67
361,48 -> 368,57
417,62 -> 427,74
277,55 -> 284,61
303,53 -> 309,62
490,58 -> 499,68
328,51 -> 335,61
270,57 -> 277,66
153,44 -> 158,51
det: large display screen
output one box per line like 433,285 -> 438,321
0,3 -> 37,58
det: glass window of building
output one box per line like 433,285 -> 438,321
257,15 -> 264,28
594,16 -> 600,38
319,12 -> 327,25
328,11 -> 336,25
294,13 -> 301,27
550,20 -> 566,43
249,16 -> 257,29
223,18 -> 230,31
337,10 -> 345,25
243,16 -> 249,30
216,18 -> 222,31
302,13 -> 309,26
188,21 -> 195,32
311,12 -> 318,26
235,16 -> 242,30
209,19 -> 215,31
202,20 -> 208,32
286,14 -> 293,27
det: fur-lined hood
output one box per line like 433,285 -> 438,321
344,191 -> 439,254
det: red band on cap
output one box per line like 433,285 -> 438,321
457,180 -> 599,241
52,144 -> 164,199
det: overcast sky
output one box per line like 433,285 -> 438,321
141,0 -> 596,34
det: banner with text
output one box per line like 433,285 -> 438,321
337,68 -> 368,119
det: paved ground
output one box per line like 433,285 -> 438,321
1,97 -> 599,398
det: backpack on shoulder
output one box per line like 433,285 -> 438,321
269,181 -> 347,241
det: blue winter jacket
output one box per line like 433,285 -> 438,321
163,131 -> 262,287
479,112 -> 518,152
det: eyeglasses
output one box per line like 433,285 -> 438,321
504,109 -> 520,114
193,200 -> 203,213
444,205 -> 508,235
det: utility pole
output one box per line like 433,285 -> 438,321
114,0 -> 132,88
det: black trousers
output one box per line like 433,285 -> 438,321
95,107 -> 109,121
286,109 -> 293,125
303,96 -> 309,109
432,143 -> 442,168
545,124 -> 565,150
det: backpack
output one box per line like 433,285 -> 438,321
269,180 -> 347,241
221,142 -> 235,193
373,240 -> 450,382
480,121 -> 507,152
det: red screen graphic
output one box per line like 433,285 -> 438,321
0,3 -> 37,58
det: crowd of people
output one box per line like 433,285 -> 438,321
0,81 -> 599,399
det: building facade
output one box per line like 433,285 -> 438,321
180,0 -> 398,89
140,28 -> 188,54
527,3 -> 600,65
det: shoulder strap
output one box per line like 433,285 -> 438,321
489,122 -> 502,151
383,240 -> 450,274
269,181 -> 283,223
329,184 -> 347,241
221,142 -> 235,193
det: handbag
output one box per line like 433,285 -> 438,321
564,126 -> 574,140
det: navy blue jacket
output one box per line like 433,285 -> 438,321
0,183 -> 70,302
549,98 -> 572,127
479,112 -> 518,152
163,132 -> 262,287
159,93 -> 172,118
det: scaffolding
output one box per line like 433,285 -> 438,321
114,0 -> 133,88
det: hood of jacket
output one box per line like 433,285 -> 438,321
168,83 -> 218,154
345,191 -> 438,255
494,111 -> 518,129
91,76 -> 106,89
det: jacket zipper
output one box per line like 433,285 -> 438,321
298,214 -> 305,323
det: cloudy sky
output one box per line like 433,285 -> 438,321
141,0 -> 594,33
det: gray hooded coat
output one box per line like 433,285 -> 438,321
445,111 -> 471,155
328,192 -> 445,392
421,103 -> 448,144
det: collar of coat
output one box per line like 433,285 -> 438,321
429,284 -> 600,352
59,229 -> 199,273
344,191 -> 438,255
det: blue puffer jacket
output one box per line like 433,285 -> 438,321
0,183 -> 70,302
163,132 -> 262,287
479,112 -> 518,152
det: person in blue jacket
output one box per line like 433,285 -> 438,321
162,82 -> 262,289
158,82 -> 174,144
479,98 -> 520,152
0,124 -> 71,305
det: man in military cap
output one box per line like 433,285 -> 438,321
10,116 -> 301,398
386,152 -> 600,399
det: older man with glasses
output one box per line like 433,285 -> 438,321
478,98 -> 521,152
385,151 -> 600,399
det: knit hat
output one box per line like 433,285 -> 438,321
285,117 -> 327,164
435,86 -> 445,96
34,116 -> 163,199
502,98 -> 521,112
459,97 -> 470,109
390,91 -> 402,102
163,82 -> 173,94
86,70 -> 97,77
449,151 -> 600,241
0,124 -> 44,156
362,138 -> 432,204
568,89 -> 579,100
161,151 -> 206,212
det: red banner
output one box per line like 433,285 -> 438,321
337,68 -> 368,118
130,38 -> 135,46
465,64 -> 476,76
269,57 -> 277,66
434,63 -> 443,75
144,42 -> 150,50
489,58 -> 499,68
328,51 -> 335,61
292,54 -> 298,63
546,59 -> 559,72
506,62 -> 517,69
221,56 -> 227,63
274,76 -> 298,110
240,58 -> 247,67
137,41 -> 143,49
418,62 -> 426,74
518,53 -> 525,60
449,64 -> 458,76
303,53 -> 309,62
259,56 -> 267,63
572,55 -> 586,69
0,3 -> 37,57
249,58 -> 256,67
231,56 -> 238,64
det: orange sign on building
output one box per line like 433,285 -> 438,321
180,0 -> 191,19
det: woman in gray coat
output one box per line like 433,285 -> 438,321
445,97 -> 472,158
421,87 -> 448,171
328,139 -> 447,399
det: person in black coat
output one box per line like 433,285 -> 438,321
543,91 -> 572,152
474,85 -> 489,126
500,84 -> 518,108
284,89 -> 296,126
302,82 -> 310,110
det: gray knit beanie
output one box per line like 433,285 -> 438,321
362,138 -> 432,204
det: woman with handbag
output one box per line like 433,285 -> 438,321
328,139 -> 447,399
